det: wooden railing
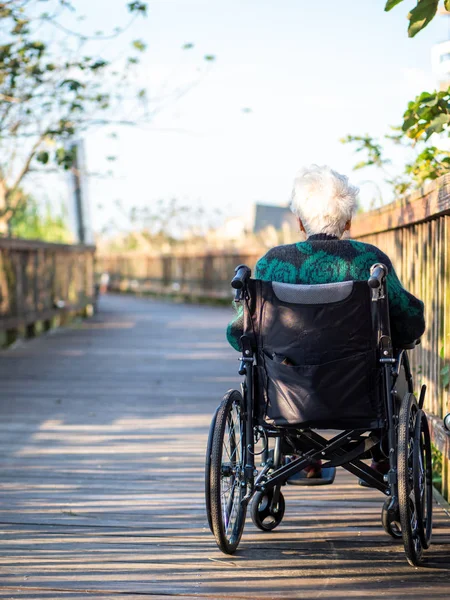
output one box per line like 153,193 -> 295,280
352,175 -> 450,501
97,250 -> 262,301
0,238 -> 95,344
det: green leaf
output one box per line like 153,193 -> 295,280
36,151 -> 49,165
55,146 -> 76,170
408,0 -> 439,38
182,43 -> 194,50
419,94 -> 438,107
353,161 -> 371,170
128,2 -> 147,16
60,79 -> 84,92
90,59 -> 108,70
132,39 -> 147,52
204,55 -> 215,61
385,0 -> 405,11
445,0 -> 450,11
402,116 -> 417,132
425,113 -> 450,138
441,364 -> 450,388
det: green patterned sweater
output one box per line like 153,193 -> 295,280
227,233 -> 425,351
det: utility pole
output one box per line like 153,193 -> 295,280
68,140 -> 93,245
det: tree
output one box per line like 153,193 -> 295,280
9,193 -> 72,242
385,0 -> 448,37
0,0 -> 150,233
342,88 -> 450,199
0,1 -> 215,235
345,4 -> 450,199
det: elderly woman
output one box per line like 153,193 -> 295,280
227,164 -> 425,351
226,164 -> 425,481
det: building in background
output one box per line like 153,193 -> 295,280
252,203 -> 297,234
203,202 -> 298,250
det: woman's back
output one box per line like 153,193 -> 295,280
227,234 -> 424,351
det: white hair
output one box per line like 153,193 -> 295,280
290,165 -> 359,237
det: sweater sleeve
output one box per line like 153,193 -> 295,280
226,303 -> 244,351
225,255 -> 269,351
382,255 -> 425,346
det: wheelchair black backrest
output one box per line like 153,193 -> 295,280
243,279 -> 386,430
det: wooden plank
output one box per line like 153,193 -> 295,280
0,294 -> 449,598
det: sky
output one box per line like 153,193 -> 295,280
40,0 -> 450,234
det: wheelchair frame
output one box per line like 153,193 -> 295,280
205,264 -> 433,567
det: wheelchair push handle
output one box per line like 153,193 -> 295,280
231,264 -> 251,290
368,263 -> 388,289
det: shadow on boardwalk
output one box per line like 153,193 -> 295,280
0,294 -> 449,599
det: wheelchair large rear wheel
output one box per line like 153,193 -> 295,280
413,410 -> 433,549
209,389 -> 247,554
398,393 -> 432,566
205,405 -> 220,533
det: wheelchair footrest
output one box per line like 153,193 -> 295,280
286,466 -> 336,486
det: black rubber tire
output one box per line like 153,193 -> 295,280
251,488 -> 285,532
413,410 -> 433,549
209,389 -> 247,554
381,498 -> 402,539
205,405 -> 220,533
398,393 -> 424,566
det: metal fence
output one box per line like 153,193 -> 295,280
0,237 -> 95,342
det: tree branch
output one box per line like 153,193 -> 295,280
0,94 -> 21,103
7,133 -> 47,200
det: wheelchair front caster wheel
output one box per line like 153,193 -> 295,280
381,498 -> 402,539
251,489 -> 285,531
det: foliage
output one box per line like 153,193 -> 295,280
9,194 -> 72,243
342,87 -> 450,199
99,198 -> 224,252
0,0 -> 150,231
402,89 -> 450,140
340,135 -> 391,170
385,0 -> 442,38
431,443 -> 443,493
439,346 -> 450,388
0,1 -> 215,238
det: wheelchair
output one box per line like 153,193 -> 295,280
205,263 -> 433,567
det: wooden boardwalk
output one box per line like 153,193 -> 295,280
0,294 -> 449,599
